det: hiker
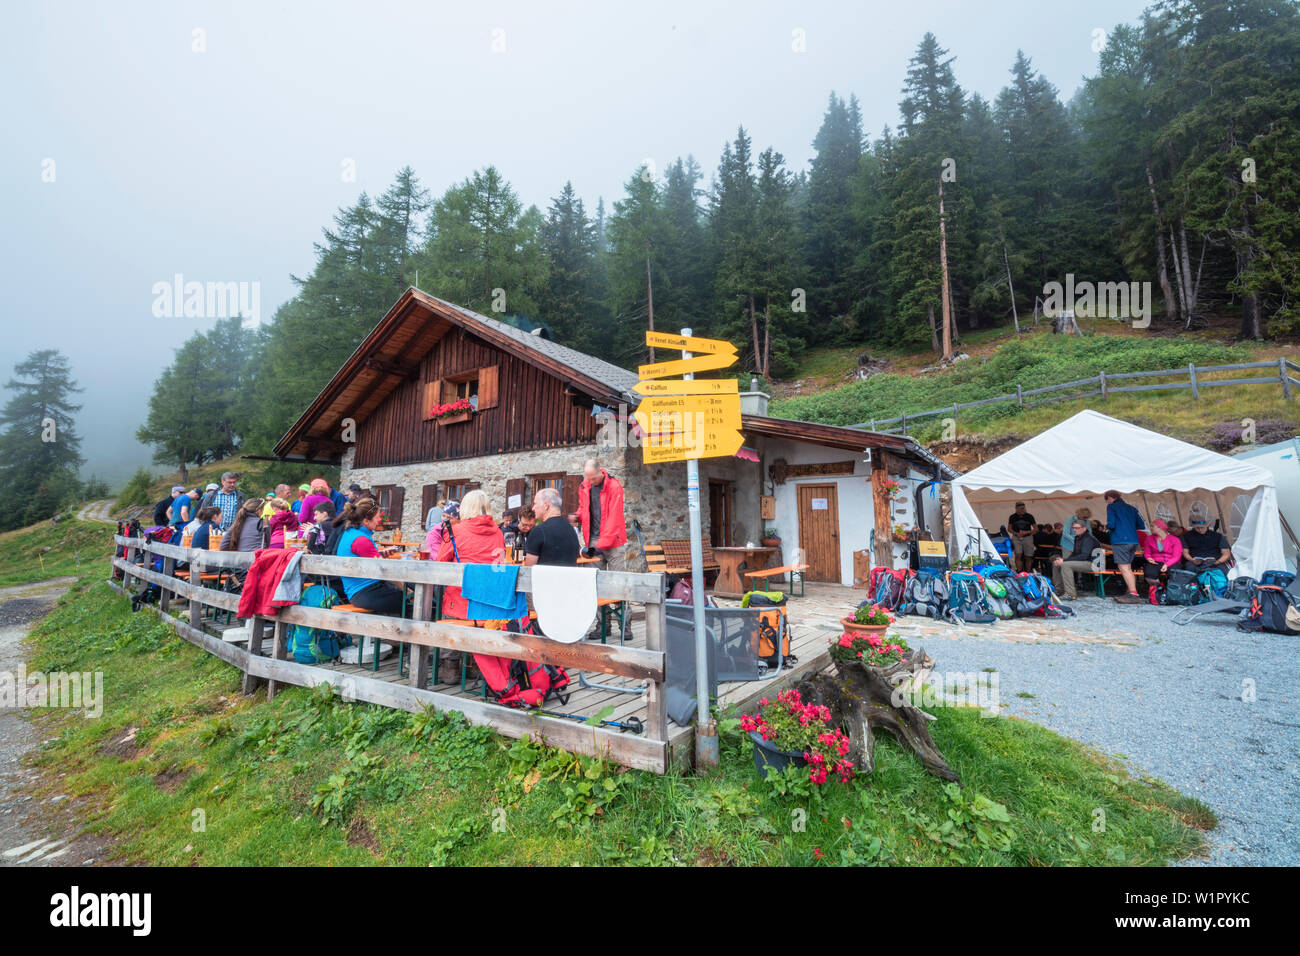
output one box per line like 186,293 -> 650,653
1104,490 -> 1145,600
1032,523 -> 1059,573
426,498 -> 444,533
347,483 -> 364,504
524,488 -> 579,567
1181,516 -> 1232,572
1143,519 -> 1183,603
154,486 -> 182,527
1007,502 -> 1037,572
1052,519 -> 1102,601
329,498 -> 404,614
305,500 -> 336,553
291,483 -> 311,516
297,479 -> 334,525
266,498 -> 300,548
425,500 -> 459,557
1059,507 -> 1092,554
436,491 -> 506,618
221,498 -> 268,552
576,458 -> 627,569
170,486 -> 194,530
200,472 -> 245,532
190,506 -> 222,550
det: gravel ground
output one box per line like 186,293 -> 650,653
918,597 -> 1300,865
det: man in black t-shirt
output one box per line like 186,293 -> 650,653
1007,502 -> 1037,572
1180,517 -> 1232,572
524,488 -> 579,567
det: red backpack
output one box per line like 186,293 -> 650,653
868,566 -> 911,610
472,617 -> 571,708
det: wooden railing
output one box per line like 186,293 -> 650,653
857,359 -> 1300,436
110,534 -> 669,773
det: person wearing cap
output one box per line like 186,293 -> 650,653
200,472 -> 245,533
1006,502 -> 1037,572
298,479 -> 334,526
347,483 -> 364,504
1104,490 -> 1146,600
1142,519 -> 1183,603
292,483 -> 311,516
1181,517 -> 1231,572
260,492 -> 278,520
170,486 -> 194,530
426,500 -> 459,557
155,486 -> 183,527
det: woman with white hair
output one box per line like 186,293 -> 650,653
436,490 -> 506,619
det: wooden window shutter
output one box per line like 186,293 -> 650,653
422,380 -> 442,421
561,474 -> 582,518
386,486 -> 405,530
505,477 -> 526,513
421,484 -> 439,524
478,365 -> 499,409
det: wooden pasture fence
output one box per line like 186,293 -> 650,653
859,359 -> 1300,436
110,534 -> 670,773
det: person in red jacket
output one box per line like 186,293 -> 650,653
576,459 -> 627,570
436,490 -> 507,619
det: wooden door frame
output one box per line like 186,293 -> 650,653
797,483 -> 841,583
708,480 -> 733,548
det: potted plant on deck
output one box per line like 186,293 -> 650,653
840,602 -> 894,635
740,689 -> 855,784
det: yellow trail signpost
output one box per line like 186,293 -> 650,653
633,378 -> 738,397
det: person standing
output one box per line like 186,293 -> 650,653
576,459 -> 627,570
170,487 -> 194,531
155,486 -> 182,527
201,472 -> 246,533
524,488 -> 579,567
1006,502 -> 1037,572
1104,490 -> 1145,601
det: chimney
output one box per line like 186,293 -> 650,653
739,381 -> 770,417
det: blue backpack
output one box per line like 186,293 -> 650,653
1259,570 -> 1294,589
1196,567 -> 1230,600
948,570 -> 996,624
288,583 -> 348,664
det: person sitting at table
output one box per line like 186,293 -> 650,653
305,501 -> 336,554
1052,518 -> 1102,601
266,497 -> 300,548
425,499 -> 459,557
190,506 -> 222,550
221,499 -> 268,552
1181,516 -> 1232,573
524,488 -> 579,567
1142,519 -> 1183,604
436,491 -> 506,619
517,509 -> 536,541
291,484 -> 311,517
334,498 -> 404,614
298,479 -> 334,527
1032,523 -> 1059,573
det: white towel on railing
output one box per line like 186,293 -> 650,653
529,566 -> 598,644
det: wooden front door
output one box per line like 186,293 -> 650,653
797,484 -> 840,582
708,481 -> 732,548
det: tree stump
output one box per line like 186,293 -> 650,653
796,651 -> 960,782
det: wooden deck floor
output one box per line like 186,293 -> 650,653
205,587 -> 848,769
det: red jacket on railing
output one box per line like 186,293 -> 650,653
577,470 -> 627,551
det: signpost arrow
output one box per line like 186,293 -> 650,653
633,378 -> 739,397
637,351 -> 738,380
644,331 -> 738,355
632,396 -> 742,435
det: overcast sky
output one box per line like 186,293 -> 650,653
1,0 -> 1150,487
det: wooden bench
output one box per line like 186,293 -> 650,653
332,603 -> 384,671
647,540 -> 719,585
744,563 -> 809,597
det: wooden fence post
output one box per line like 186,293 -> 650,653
1281,357 -> 1292,400
122,540 -> 135,590
1099,371 -> 1108,400
160,556 -> 174,612
643,582 -> 667,744
267,621 -> 289,701
189,551 -> 204,629
1016,384 -> 1023,406
408,583 -> 434,689
1189,362 -> 1199,400
242,615 -> 267,696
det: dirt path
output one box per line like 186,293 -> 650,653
0,578 -> 113,866
75,500 -> 115,524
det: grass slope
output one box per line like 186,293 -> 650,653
772,328 -> 1298,448
17,538 -> 1215,866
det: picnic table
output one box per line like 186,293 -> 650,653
712,545 -> 777,599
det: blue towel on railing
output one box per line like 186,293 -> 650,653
463,563 -> 529,621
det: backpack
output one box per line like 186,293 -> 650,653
981,575 -> 1017,620
472,617 -> 571,708
1163,569 -> 1203,606
869,567 -> 910,610
1259,570 -> 1294,589
899,573 -> 949,618
1022,572 -> 1076,618
948,569 -> 996,624
1196,567 -> 1229,600
1227,576 -> 1257,604
1013,572 -> 1050,615
744,592 -> 795,667
983,568 -> 1030,616
1237,584 -> 1300,634
288,583 -> 348,664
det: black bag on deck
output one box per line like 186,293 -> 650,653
1237,585 -> 1300,634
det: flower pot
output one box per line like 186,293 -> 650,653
761,537 -> 780,548
437,412 -> 471,425
841,618 -> 888,635
749,731 -> 807,776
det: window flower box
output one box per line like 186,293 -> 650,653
429,398 -> 474,425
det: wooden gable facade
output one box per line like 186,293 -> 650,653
353,325 -> 602,469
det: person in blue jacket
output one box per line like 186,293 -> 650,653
1104,490 -> 1145,600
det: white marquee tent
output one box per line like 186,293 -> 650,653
951,410 -> 1287,579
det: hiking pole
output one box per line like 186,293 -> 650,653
531,709 -> 644,735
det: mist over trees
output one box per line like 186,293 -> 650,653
136,0 -> 1300,472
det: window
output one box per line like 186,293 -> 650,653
422,365 -> 500,421
442,479 -> 479,503
528,472 -> 565,496
373,485 -> 405,530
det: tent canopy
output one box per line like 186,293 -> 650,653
951,410 -> 1286,578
